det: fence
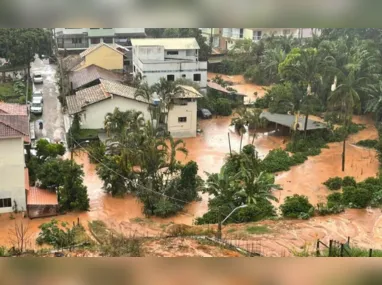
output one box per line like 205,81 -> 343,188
316,237 -> 375,257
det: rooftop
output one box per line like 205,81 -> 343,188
207,81 -> 246,96
0,103 -> 30,142
175,85 -> 203,99
131,38 -> 200,50
260,111 -> 328,131
69,64 -> 123,90
27,186 -> 58,205
66,79 -> 147,115
80,42 -> 125,58
62,55 -> 82,71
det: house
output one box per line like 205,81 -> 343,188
131,38 -> 208,91
0,103 -> 30,214
55,28 -> 147,51
69,64 -> 123,93
212,28 -> 321,51
71,43 -> 126,72
65,80 -> 203,138
26,187 -> 58,219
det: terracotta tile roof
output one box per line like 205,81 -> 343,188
207,81 -> 246,96
66,84 -> 110,114
0,103 -> 27,115
0,103 -> 30,142
27,187 -> 58,205
62,55 -> 82,71
66,80 -> 149,115
80,42 -> 124,58
69,64 -> 123,90
25,168 -> 30,191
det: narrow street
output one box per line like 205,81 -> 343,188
30,56 -> 66,144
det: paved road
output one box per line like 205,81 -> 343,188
30,56 -> 66,144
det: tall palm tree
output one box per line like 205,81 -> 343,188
261,46 -> 286,84
135,82 -> 158,124
152,78 -> 184,128
365,81 -> 382,122
328,70 -> 363,171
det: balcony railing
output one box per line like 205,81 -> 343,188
57,42 -> 89,49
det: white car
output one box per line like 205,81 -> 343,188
32,91 -> 43,103
33,73 -> 43,84
31,97 -> 43,114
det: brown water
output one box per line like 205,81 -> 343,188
1,114 -> 380,255
208,72 -> 268,104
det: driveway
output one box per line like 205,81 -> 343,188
30,56 -> 66,144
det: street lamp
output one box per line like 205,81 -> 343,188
217,204 -> 248,239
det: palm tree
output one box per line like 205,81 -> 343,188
328,70 -> 363,171
152,78 -> 184,129
365,81 -> 382,122
261,46 -> 286,84
166,136 -> 188,175
135,82 -> 158,124
235,170 -> 279,205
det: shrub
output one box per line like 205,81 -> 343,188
290,152 -> 308,166
152,199 -> 181,218
261,149 -> 292,173
342,176 -> 357,187
215,98 -> 232,116
326,192 -> 343,208
253,93 -> 271,109
356,139 -> 378,149
280,195 -> 314,219
342,186 -> 372,208
316,203 -> 345,216
323,177 -> 343,190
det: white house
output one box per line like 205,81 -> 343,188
65,79 -> 202,138
131,38 -> 208,91
0,103 -> 30,214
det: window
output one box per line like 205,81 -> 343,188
193,74 -> 201,82
182,74 -> 186,78
167,74 -> 175,81
0,198 -> 11,208
178,117 -> 187,123
167,51 -> 179,55
239,28 -> 244,39
253,31 -> 262,41
103,37 -> 113,44
90,38 -> 101,44
72,38 -> 82,44
90,28 -> 99,30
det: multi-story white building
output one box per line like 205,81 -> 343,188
55,28 -> 146,51
131,38 -> 208,90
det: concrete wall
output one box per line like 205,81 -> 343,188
135,46 -> 164,61
80,96 -> 151,129
0,138 -> 26,214
75,45 -> 124,71
167,101 -> 197,138
141,69 -> 207,89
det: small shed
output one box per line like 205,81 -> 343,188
207,81 -> 246,103
27,187 -> 59,219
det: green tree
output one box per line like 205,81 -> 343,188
280,194 -> 314,219
365,81 -> 382,122
165,136 -> 188,175
35,139 -> 65,161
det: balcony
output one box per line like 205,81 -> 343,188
57,42 -> 89,49
137,59 -> 207,73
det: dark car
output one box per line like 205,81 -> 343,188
198,108 -> 212,119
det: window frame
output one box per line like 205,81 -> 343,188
178,117 -> 187,123
193,73 -> 201,82
167,74 -> 175,81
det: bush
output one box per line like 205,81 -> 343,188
290,152 -> 308,166
356,139 -> 378,149
152,199 -> 181,218
342,176 -> 357,187
215,98 -> 232,116
316,203 -> 345,216
323,177 -> 343,190
261,149 -> 292,173
326,192 -> 343,208
280,195 -> 314,219
342,186 -> 372,208
253,93 -> 271,109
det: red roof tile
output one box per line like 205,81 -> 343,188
0,103 -> 27,115
27,187 -> 58,205
0,103 -> 30,142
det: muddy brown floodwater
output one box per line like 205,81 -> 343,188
208,72 -> 269,104
0,113 -> 380,255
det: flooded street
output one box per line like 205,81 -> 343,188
208,72 -> 268,104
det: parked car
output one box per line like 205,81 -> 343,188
32,90 -> 43,103
31,97 -> 43,114
33,73 -> 43,84
197,108 -> 212,119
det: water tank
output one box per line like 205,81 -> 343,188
153,98 -> 161,106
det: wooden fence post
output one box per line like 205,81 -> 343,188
329,240 -> 333,257
316,240 -> 320,257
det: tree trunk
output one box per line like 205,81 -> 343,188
293,110 -> 300,131
304,112 -> 309,138
342,138 -> 346,172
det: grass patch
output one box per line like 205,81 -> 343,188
226,228 -> 236,234
356,139 -> 378,149
0,83 -> 13,97
245,225 -> 271,235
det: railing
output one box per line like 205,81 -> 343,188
57,42 -> 89,49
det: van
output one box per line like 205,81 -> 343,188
31,97 -> 43,114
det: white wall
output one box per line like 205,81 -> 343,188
142,69 -> 207,89
135,46 -> 164,61
0,138 -> 26,214
80,96 -> 151,129
167,101 -> 197,138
